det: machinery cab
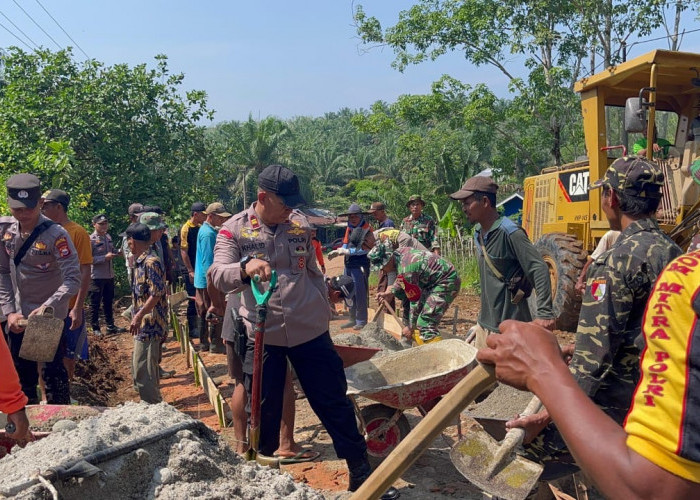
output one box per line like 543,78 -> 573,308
522,50 -> 700,330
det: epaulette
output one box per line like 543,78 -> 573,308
0,215 -> 15,225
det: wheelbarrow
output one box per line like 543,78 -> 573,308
345,339 -> 478,458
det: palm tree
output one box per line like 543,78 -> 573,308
216,115 -> 290,206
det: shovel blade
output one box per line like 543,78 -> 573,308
450,427 -> 543,500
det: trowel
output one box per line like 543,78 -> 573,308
450,395 -> 544,500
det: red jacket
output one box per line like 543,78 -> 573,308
1,335 -> 27,414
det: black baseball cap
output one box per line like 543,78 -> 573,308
42,189 -> 70,209
258,164 -> 306,208
92,213 -> 109,224
6,173 -> 42,209
124,223 -> 151,242
191,201 -> 206,212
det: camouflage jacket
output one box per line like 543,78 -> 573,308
569,218 -> 682,422
401,213 -> 435,249
390,247 -> 459,315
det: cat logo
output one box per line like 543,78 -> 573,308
558,170 -> 590,203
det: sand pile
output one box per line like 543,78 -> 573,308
334,323 -> 407,354
0,402 -> 323,500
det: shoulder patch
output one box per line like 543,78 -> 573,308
55,236 -> 72,258
590,278 -> 607,301
219,229 -> 233,240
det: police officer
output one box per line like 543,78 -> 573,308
209,165 -> 399,499
508,157 -> 683,479
0,174 -> 81,404
370,239 -> 460,344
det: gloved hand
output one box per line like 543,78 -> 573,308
328,248 -> 350,260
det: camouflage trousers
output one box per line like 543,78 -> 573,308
520,422 -> 580,480
413,273 -> 461,341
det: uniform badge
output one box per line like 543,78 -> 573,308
3,232 -> 12,241
396,275 -> 421,302
294,245 -> 305,255
35,263 -> 50,271
298,256 -> 305,269
219,229 -> 233,240
590,278 -> 607,301
17,190 -> 28,199
287,226 -> 305,235
249,215 -> 261,229
55,236 -> 71,258
33,241 -> 47,251
241,227 -> 260,238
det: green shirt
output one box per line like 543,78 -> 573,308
475,217 -> 554,331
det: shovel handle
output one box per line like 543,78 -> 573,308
485,395 -> 543,479
351,362 -> 496,500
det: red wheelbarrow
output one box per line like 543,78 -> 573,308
344,339 -> 478,458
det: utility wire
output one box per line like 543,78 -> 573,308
34,0 -> 89,59
581,27 -> 700,79
0,19 -> 33,50
11,0 -> 61,50
0,10 -> 39,49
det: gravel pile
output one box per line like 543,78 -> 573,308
0,402 -> 323,500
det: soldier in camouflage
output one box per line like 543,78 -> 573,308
401,195 -> 435,249
370,239 -> 460,342
507,156 -> 683,479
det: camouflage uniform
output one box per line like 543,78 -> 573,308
372,244 -> 460,341
401,213 -> 435,249
524,157 -> 683,479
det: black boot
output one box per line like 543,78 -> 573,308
187,314 -> 199,339
347,456 -> 400,499
197,317 -> 209,349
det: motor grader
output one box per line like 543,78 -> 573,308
522,49 -> 700,331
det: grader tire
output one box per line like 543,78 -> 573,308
529,233 -> 587,332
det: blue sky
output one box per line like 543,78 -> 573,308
1,1 -> 699,124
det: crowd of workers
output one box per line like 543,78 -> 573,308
1,152 -> 699,498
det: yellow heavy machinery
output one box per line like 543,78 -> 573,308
523,49 -> 700,331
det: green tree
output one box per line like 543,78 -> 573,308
211,115 -> 289,208
0,48 -> 213,228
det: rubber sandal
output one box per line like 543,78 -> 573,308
274,450 -> 321,464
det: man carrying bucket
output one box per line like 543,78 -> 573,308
0,174 -> 81,405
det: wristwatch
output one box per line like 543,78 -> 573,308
240,255 -> 253,275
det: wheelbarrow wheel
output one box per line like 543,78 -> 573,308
360,404 -> 411,460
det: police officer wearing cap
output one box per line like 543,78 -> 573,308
209,165 -> 399,499
89,213 -> 123,335
0,174 -> 81,405
507,157 -> 683,480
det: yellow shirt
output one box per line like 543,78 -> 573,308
624,250 -> 700,483
62,221 -> 93,309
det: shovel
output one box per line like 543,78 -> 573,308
244,271 -> 280,468
450,395 -> 544,500
350,362 -> 496,500
379,300 -> 412,348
